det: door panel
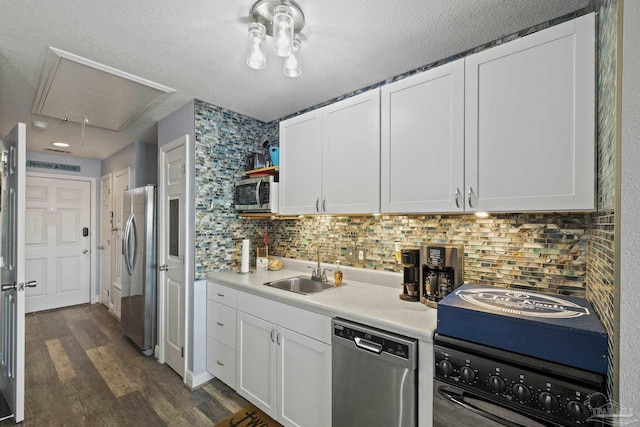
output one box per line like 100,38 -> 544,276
0,122 -> 27,422
100,174 -> 113,308
159,137 -> 187,376
25,176 -> 91,313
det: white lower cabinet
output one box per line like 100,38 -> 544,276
206,282 -> 238,389
237,293 -> 332,427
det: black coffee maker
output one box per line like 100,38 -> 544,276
399,249 -> 420,301
420,244 -> 464,308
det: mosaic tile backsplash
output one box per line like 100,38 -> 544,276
266,213 -> 590,294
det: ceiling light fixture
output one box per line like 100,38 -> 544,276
52,142 -> 70,147
32,120 -> 49,129
246,0 -> 305,77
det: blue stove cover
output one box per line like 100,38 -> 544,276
437,284 -> 609,374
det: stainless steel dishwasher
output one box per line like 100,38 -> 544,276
332,318 -> 418,427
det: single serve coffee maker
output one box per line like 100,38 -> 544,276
420,244 -> 464,308
399,249 -> 421,301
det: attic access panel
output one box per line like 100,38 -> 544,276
32,47 -> 175,131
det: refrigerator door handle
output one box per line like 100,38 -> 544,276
124,213 -> 136,275
129,215 -> 138,273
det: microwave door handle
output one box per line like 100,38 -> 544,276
255,178 -> 263,207
437,386 -> 525,427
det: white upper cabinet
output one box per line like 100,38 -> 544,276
322,90 -> 380,214
279,110 -> 322,215
279,89 -> 380,215
381,59 -> 465,213
465,13 -> 595,212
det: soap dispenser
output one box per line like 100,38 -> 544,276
334,261 -> 343,286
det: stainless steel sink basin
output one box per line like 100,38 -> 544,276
264,276 -> 334,295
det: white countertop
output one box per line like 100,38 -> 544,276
207,259 -> 437,342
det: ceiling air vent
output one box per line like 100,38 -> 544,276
32,47 -> 175,131
44,147 -> 72,154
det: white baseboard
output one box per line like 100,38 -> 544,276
185,369 -> 214,391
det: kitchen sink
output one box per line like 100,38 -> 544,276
264,276 -> 335,295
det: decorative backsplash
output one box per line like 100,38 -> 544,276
587,0 -> 618,398
267,213 -> 590,295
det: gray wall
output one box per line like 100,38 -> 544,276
620,0 -> 640,414
158,99 -> 195,148
101,141 -> 157,186
27,151 -> 101,178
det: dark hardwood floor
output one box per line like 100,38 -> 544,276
1,304 -> 248,426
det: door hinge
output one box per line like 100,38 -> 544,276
180,254 -> 185,265
181,346 -> 184,358
182,163 -> 186,175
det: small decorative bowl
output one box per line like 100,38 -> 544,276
268,258 -> 283,271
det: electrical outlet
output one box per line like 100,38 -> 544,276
358,250 -> 364,261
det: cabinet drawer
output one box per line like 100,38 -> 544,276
206,337 -> 237,390
207,282 -> 237,307
207,300 -> 237,349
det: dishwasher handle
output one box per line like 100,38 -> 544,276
354,337 -> 383,354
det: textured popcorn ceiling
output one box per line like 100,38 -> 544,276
0,0 -> 589,159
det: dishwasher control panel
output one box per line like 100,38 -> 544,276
333,322 -> 410,359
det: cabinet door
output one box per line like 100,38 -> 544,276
277,328 -> 331,427
322,89 -> 381,214
279,110 -> 323,215
237,312 -> 277,418
465,13 -> 595,212
381,60 -> 464,213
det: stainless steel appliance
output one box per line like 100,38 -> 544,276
400,248 -> 420,301
332,319 -> 417,427
234,176 -> 279,213
121,185 -> 156,356
420,243 -> 463,307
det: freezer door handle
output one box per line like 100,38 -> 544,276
123,213 -> 137,275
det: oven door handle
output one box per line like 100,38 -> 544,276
437,385 -> 525,427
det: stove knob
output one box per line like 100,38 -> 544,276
567,401 -> 591,422
512,383 -> 532,402
460,366 -> 476,383
538,391 -> 559,412
488,375 -> 506,393
438,360 -> 454,376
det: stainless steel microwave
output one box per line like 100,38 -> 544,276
234,176 -> 279,213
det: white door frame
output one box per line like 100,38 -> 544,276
99,173 -> 113,307
158,135 -> 192,381
25,172 -> 98,304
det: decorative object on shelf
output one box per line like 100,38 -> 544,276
245,0 -> 305,77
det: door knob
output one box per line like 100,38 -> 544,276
1,283 -> 16,292
159,264 -> 169,271
83,250 -> 90,254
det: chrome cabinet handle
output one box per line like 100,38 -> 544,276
216,293 -> 224,297
216,321 -> 224,326
25,281 -> 37,288
468,188 -> 474,208
1,283 -> 16,292
83,249 -> 90,254
277,332 -> 281,345
159,265 -> 169,271
455,188 -> 461,208
271,328 -> 275,343
322,198 -> 326,212
315,198 -> 320,212
217,360 -> 224,366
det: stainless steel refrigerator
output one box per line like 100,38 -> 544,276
121,185 -> 156,356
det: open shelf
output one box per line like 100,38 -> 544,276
242,166 -> 279,176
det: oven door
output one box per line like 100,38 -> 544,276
433,380 -> 550,427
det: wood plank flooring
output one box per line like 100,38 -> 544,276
0,304 -> 248,426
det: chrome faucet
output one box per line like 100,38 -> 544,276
307,243 -> 331,281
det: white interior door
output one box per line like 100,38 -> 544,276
24,176 -> 91,313
111,168 -> 130,319
0,123 -> 27,422
159,136 -> 187,376
99,173 -> 113,308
